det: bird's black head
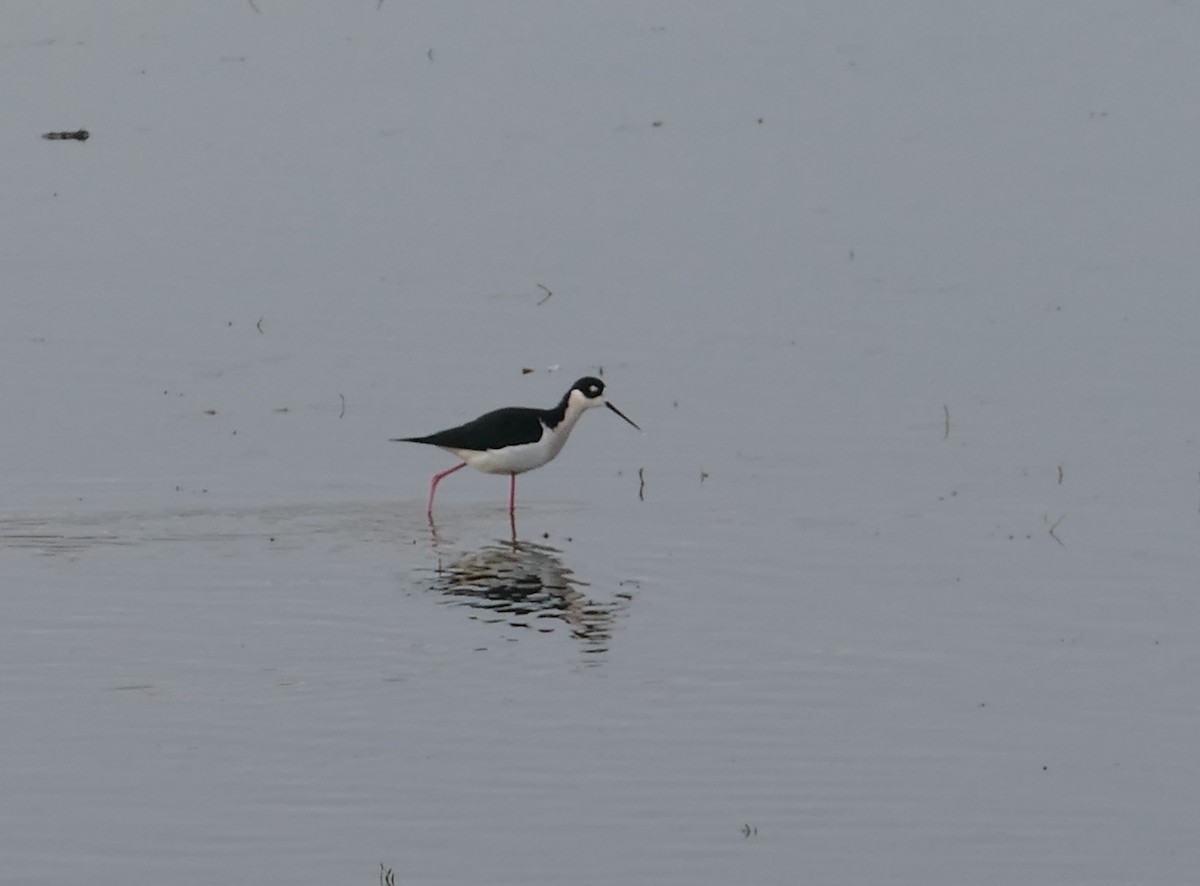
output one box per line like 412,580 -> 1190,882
572,376 -> 606,400
567,375 -> 641,430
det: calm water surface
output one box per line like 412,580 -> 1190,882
4,2 -> 1200,884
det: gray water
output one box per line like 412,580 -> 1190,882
4,3 -> 1200,883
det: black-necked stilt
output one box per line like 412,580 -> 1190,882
392,376 -> 640,516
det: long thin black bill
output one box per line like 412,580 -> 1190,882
606,401 -> 641,431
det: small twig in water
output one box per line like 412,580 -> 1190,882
637,467 -> 645,501
42,129 -> 89,141
1047,514 -> 1065,546
338,394 -> 346,419
536,283 -> 553,305
943,404 -> 951,440
256,316 -> 264,334
248,0 -> 261,13
1057,464 -> 1064,485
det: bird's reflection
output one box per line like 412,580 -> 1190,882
425,538 -> 625,652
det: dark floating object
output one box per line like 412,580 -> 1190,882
42,129 -> 89,141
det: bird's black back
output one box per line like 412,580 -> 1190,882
397,406 -> 548,451
393,381 -> 595,451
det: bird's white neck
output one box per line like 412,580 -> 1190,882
543,389 -> 595,448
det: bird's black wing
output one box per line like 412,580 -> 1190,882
393,407 -> 545,451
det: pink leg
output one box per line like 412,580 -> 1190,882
427,462 -> 467,515
508,473 -> 517,514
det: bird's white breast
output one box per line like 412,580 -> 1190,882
445,420 -> 573,475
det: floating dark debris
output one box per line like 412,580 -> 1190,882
42,129 -> 89,141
